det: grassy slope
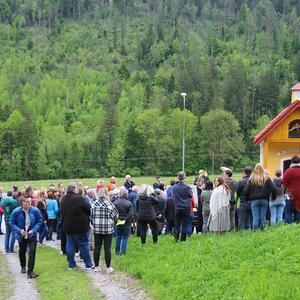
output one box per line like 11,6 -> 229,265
0,174 -> 243,191
114,225 -> 300,300
0,252 -> 13,299
35,247 -> 102,300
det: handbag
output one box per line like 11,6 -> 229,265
0,207 -> 4,215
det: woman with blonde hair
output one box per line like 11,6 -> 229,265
244,163 -> 277,230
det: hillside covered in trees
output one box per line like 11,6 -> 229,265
0,0 -> 300,180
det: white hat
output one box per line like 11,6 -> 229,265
221,167 -> 232,173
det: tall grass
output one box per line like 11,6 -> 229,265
114,225 -> 300,299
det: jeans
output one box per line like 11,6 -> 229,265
5,221 -> 16,252
19,236 -> 37,273
251,199 -> 268,230
284,199 -> 300,223
175,209 -> 190,241
186,213 -> 194,236
140,219 -> 158,244
0,214 -> 3,233
269,200 -> 285,225
38,223 -> 49,244
66,232 -> 93,268
239,202 -> 252,230
115,226 -> 131,254
94,233 -> 113,267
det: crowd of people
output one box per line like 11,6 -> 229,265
0,155 -> 300,279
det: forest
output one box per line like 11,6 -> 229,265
0,0 -> 300,180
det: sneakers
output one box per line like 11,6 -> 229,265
85,265 -> 95,270
27,271 -> 39,278
68,265 -> 78,270
106,267 -> 114,274
94,266 -> 101,272
21,267 -> 26,274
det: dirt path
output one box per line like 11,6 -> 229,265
45,238 -> 149,300
0,234 -> 40,300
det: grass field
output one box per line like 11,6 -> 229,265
0,252 -> 13,299
113,224 -> 300,300
0,174 -> 243,191
35,246 -> 102,300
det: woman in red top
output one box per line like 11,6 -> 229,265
282,155 -> 300,222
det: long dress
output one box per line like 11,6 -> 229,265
209,185 -> 231,232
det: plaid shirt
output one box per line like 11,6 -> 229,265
92,200 -> 119,234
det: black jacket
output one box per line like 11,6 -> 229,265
154,196 -> 166,216
37,200 -> 48,222
165,197 -> 175,221
236,176 -> 251,203
60,191 -> 91,234
244,178 -> 277,202
136,193 -> 159,221
124,181 -> 135,193
113,197 -> 134,226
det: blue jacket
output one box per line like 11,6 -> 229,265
9,206 -> 43,241
172,181 -> 193,210
46,198 -> 58,219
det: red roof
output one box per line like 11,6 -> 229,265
291,83 -> 300,91
253,100 -> 300,144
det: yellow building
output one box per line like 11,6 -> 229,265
254,83 -> 300,177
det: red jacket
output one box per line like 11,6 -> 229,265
282,167 -> 300,212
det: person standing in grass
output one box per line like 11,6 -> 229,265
92,188 -> 119,273
209,177 -> 231,234
37,192 -> 48,245
282,155 -> 300,223
46,191 -> 58,241
172,171 -> 193,242
200,180 -> 213,233
236,167 -> 253,230
136,185 -> 159,244
270,170 -> 285,225
124,175 -> 135,193
244,163 -> 277,230
9,195 -> 42,278
2,191 -> 18,253
60,182 -> 94,270
113,187 -> 134,255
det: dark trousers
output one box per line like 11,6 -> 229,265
140,219 -> 158,244
18,236 -> 37,273
165,220 -> 175,234
61,231 -> 66,254
197,203 -> 203,233
47,219 -> 56,240
239,202 -> 252,230
175,209 -> 190,242
94,233 -> 113,268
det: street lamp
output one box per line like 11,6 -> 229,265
181,92 -> 187,172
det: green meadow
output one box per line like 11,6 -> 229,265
0,174 -> 243,191
114,225 -> 300,300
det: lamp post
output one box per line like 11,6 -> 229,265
181,92 -> 187,172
